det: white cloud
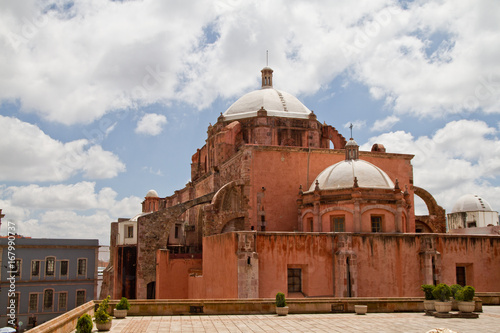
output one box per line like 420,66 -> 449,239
0,182 -> 142,245
3,1 -> 498,125
0,116 -> 125,181
371,115 -> 399,132
135,113 -> 167,136
361,119 -> 500,213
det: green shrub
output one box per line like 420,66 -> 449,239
95,296 -> 112,324
76,313 -> 93,333
275,292 -> 286,307
421,284 -> 435,300
116,297 -> 131,310
450,284 -> 463,299
462,286 -> 475,302
432,283 -> 452,302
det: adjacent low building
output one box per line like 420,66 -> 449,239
0,237 -> 99,330
448,194 -> 499,230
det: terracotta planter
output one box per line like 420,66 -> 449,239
423,300 -> 435,311
354,305 -> 368,315
458,301 -> 475,313
434,301 -> 452,313
276,306 -> 289,316
96,321 -> 112,331
114,309 -> 127,318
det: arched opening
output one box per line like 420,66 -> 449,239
221,217 -> 245,233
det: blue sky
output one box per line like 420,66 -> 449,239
1,0 -> 499,245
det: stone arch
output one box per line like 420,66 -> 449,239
360,205 -> 397,215
413,186 -> 446,233
320,206 -> 355,216
322,125 -> 347,149
204,181 -> 248,236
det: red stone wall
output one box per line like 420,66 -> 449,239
155,250 -> 202,299
201,233 -> 239,298
256,233 -> 334,298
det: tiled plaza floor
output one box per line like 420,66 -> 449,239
81,306 -> 500,333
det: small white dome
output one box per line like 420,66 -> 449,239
451,194 -> 493,213
309,160 -> 394,191
223,88 -> 311,121
145,189 -> 159,198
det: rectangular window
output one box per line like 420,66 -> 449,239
77,259 -> 87,276
331,216 -> 345,232
59,292 -> 67,311
175,226 -> 179,238
76,290 -> 86,306
456,266 -> 466,286
288,268 -> 302,293
31,260 -> 40,277
126,225 -> 134,238
13,259 -> 21,277
308,218 -> 313,232
44,289 -> 53,311
60,260 -> 69,276
371,216 -> 382,233
29,294 -> 38,312
46,257 -> 55,276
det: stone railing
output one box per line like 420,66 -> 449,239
26,301 -> 94,333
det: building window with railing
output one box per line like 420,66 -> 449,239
45,257 -> 55,276
29,293 -> 38,312
59,292 -> 68,311
31,260 -> 40,277
76,290 -> 86,307
60,260 -> 69,277
43,289 -> 54,311
77,258 -> 87,276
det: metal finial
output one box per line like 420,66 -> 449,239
266,50 -> 269,67
349,123 -> 353,139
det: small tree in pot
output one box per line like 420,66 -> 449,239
114,297 -> 131,319
76,313 -> 93,333
455,286 -> 475,313
432,283 -> 452,313
275,292 -> 289,316
421,284 -> 436,311
95,296 -> 112,331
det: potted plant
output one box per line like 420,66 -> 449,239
95,296 -> 112,331
76,313 -> 93,333
450,284 -> 463,311
114,297 -> 131,319
456,285 -> 475,313
432,283 -> 452,313
275,292 -> 289,316
354,305 -> 368,315
421,284 -> 436,311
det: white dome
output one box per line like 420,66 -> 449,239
145,189 -> 159,198
223,88 -> 311,121
309,160 -> 395,191
451,194 -> 493,213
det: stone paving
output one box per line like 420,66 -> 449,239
81,306 -> 500,333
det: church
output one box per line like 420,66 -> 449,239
100,67 -> 500,300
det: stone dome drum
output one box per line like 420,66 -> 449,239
451,194 -> 493,213
309,159 -> 395,191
